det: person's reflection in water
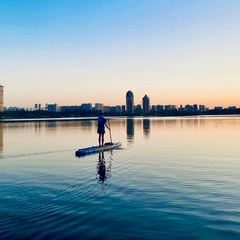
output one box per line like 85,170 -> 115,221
96,152 -> 113,191
97,152 -> 107,185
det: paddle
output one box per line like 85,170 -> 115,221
105,120 -> 113,145
108,120 -> 112,143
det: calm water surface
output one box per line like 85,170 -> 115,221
0,116 -> 240,240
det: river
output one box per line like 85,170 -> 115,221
0,116 -> 240,239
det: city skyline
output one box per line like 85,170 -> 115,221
1,1 -> 240,109
1,86 -> 239,111
3,86 -> 240,110
4,88 -> 240,112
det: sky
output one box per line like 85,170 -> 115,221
0,0 -> 240,109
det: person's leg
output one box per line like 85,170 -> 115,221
98,134 -> 101,146
102,133 -> 105,146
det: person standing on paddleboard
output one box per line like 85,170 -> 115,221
97,112 -> 110,146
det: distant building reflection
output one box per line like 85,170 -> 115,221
46,121 -> 57,129
80,120 -> 93,128
34,122 -> 43,135
126,118 -> 134,144
0,122 -> 3,152
80,120 -> 94,135
44,121 -> 58,136
143,119 -> 150,138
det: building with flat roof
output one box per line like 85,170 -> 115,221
34,103 -> 41,110
81,103 -> 92,110
95,103 -> 103,111
47,103 -> 59,112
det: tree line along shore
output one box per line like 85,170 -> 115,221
1,108 -> 240,119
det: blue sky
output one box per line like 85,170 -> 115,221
1,0 -> 240,108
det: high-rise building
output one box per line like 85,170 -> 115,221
142,94 -> 150,113
228,106 -> 236,110
34,103 -> 41,110
95,103 -> 103,111
199,105 -> 205,112
47,103 -> 59,112
81,103 -> 92,110
0,85 -> 3,112
126,90 -> 134,113
185,105 -> 193,111
156,105 -> 164,111
115,105 -> 122,113
193,104 -> 198,111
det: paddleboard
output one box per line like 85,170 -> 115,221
75,142 -> 121,157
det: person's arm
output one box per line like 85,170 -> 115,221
105,120 -> 110,130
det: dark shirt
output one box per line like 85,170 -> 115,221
98,116 -> 106,127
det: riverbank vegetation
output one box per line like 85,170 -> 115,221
1,108 -> 240,119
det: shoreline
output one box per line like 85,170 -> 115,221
1,114 -> 240,123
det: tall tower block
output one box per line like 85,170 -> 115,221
126,90 -> 134,113
142,94 -> 150,113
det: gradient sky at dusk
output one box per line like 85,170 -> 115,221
1,0 -> 240,108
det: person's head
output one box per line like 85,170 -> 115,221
100,112 -> 104,116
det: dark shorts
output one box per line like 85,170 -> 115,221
97,126 -> 105,134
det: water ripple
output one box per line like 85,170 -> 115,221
1,118 -> 240,239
